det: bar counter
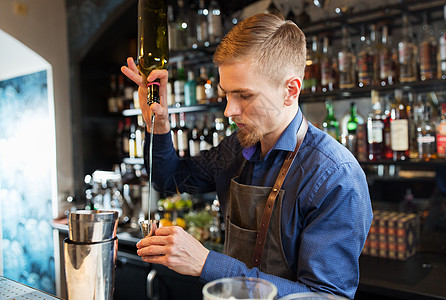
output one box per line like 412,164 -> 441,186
52,222 -> 446,300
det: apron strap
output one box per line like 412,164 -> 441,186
252,115 -> 309,267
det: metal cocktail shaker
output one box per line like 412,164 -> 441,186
64,210 -> 118,300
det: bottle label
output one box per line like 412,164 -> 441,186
390,119 -> 409,151
379,49 -> 392,79
368,120 -> 384,143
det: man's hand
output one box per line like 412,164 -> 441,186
136,226 -> 210,276
121,57 -> 170,134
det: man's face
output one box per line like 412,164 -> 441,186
219,62 -> 286,148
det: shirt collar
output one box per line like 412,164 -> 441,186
242,108 -> 303,160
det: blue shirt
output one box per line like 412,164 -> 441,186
146,109 -> 373,299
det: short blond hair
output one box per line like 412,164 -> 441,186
213,13 -> 306,87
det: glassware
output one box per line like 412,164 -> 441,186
202,277 -> 277,300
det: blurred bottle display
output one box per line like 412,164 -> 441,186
437,103 -> 446,158
419,12 -> 438,81
338,26 -> 356,89
367,90 -> 385,161
322,100 -> 339,140
398,13 -> 418,83
303,36 -> 321,93
320,36 -> 337,92
390,89 -> 410,161
185,70 -> 197,106
416,101 -> 437,161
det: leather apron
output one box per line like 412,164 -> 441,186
223,117 -> 308,281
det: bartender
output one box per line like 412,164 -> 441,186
121,13 -> 373,299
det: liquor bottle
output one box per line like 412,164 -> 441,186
137,0 -> 169,105
196,0 -> 209,47
303,36 -> 321,93
116,120 -> 124,157
166,66 -> 175,107
416,102 -> 437,161
367,90 -> 385,161
398,13 -> 418,83
419,12 -> 438,81
170,113 -> 179,151
322,100 -> 339,141
107,74 -> 118,113
346,102 -> 359,156
175,0 -> 189,51
117,74 -> 125,112
338,26 -> 356,89
167,4 -> 178,51
189,120 -> 201,157
379,24 -> 397,86
212,117 -> 226,147
174,61 -> 186,106
357,25 -> 376,88
177,112 -> 190,157
196,67 -> 208,104
123,78 -> 135,110
122,118 -> 131,158
409,93 -> 424,159
199,115 -> 212,150
184,71 -> 197,106
208,0 -> 222,43
320,36 -> 337,92
439,5 -> 446,79
129,121 -> 137,158
437,103 -> 446,158
206,69 -> 218,102
390,89 -> 410,161
135,115 -> 145,158
382,94 -> 393,159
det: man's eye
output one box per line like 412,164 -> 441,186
240,94 -> 253,99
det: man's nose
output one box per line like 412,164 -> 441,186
224,95 -> 241,118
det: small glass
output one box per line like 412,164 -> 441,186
202,277 -> 277,300
139,219 -> 159,238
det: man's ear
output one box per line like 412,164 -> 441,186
284,76 -> 302,106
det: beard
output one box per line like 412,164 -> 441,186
236,122 -> 264,148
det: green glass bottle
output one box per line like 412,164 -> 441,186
137,0 -> 169,105
322,100 -> 340,141
346,102 -> 359,156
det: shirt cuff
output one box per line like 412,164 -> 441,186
200,250 -> 239,283
145,130 -> 173,151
